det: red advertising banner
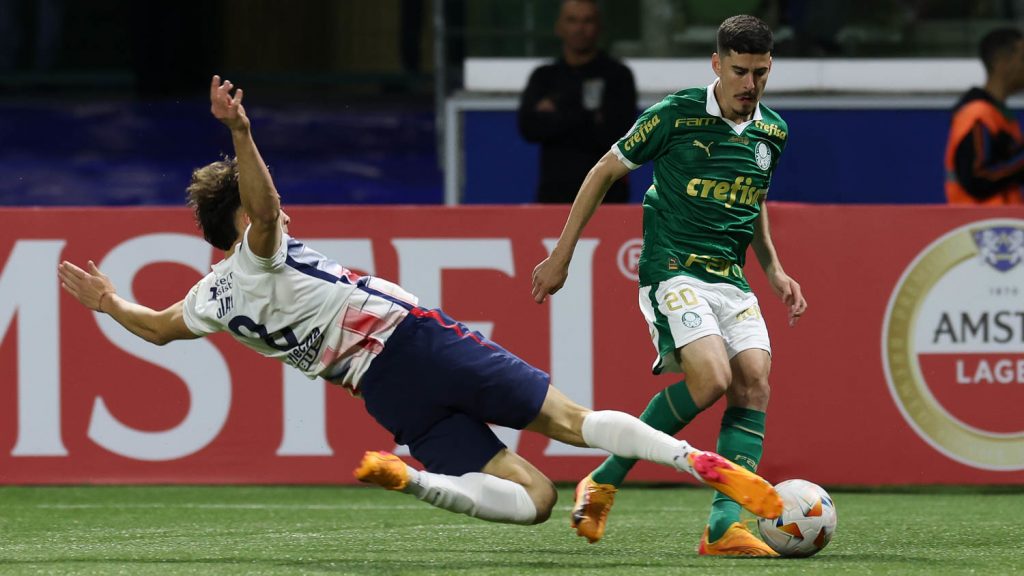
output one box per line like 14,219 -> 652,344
1,204 -> 1022,485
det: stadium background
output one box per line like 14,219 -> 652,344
2,0 -> 1024,488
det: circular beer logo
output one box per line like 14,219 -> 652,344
882,219 -> 1024,470
754,141 -> 771,170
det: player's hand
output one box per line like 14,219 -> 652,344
58,260 -> 117,313
210,75 -> 250,132
767,270 -> 807,326
531,255 -> 570,303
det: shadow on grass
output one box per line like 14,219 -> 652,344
0,551 -> 979,575
0,557 -> 702,572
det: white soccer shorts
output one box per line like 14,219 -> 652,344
639,275 -> 771,374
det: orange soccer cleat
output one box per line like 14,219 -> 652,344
353,450 -> 409,491
698,522 -> 779,557
685,450 -> 783,519
570,475 -> 618,543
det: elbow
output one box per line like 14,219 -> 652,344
145,331 -> 173,346
593,156 -> 622,186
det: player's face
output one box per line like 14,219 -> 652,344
557,0 -> 600,55
712,50 -> 772,122
1007,39 -> 1024,93
280,210 -> 291,234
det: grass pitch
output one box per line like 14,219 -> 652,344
0,485 -> 1021,575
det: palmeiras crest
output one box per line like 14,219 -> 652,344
972,226 -> 1024,272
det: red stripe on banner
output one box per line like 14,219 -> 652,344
917,353 -> 1024,433
1,204 -> 1023,484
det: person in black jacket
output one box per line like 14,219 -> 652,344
518,0 -> 637,204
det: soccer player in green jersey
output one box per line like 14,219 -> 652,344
531,15 -> 807,556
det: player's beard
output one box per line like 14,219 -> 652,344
733,95 -> 757,118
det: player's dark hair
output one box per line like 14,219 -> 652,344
186,157 -> 242,251
980,27 -> 1023,73
717,15 -> 773,55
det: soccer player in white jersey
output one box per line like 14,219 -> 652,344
58,76 -> 782,529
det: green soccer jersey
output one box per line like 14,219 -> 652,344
614,83 -> 788,292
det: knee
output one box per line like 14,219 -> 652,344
527,478 -> 558,524
707,377 -> 730,400
690,368 -> 731,404
753,381 -> 771,408
729,376 -> 771,409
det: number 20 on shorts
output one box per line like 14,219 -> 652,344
664,287 -> 698,311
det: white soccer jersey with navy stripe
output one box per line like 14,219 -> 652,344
182,226 -> 417,391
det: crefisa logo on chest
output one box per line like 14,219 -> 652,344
883,219 -> 1024,470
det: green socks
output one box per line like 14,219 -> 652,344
586,380 -> 768,543
590,380 -> 701,486
707,407 -> 767,542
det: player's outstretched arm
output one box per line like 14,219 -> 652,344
751,205 -> 807,326
58,260 -> 198,346
531,150 -> 630,303
209,75 -> 282,259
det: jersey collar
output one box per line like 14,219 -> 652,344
706,80 -> 762,135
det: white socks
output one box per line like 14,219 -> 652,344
402,467 -> 537,525
581,410 -> 697,473
389,410 -> 704,526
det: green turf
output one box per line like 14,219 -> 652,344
0,485 -> 1020,575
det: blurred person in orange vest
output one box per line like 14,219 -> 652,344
945,27 -> 1024,205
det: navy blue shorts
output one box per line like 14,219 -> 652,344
359,307 -> 550,476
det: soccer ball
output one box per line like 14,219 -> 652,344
757,479 -> 837,557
